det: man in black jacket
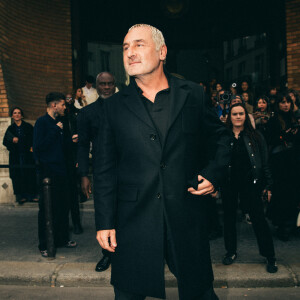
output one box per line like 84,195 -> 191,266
77,72 -> 116,272
34,92 -> 77,257
93,24 -> 231,300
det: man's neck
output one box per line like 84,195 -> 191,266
135,68 -> 169,102
47,108 -> 57,120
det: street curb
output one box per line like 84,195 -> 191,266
0,262 -> 299,288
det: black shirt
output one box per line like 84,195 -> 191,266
134,79 -> 171,145
231,132 -> 252,182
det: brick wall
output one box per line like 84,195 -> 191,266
286,0 -> 300,91
0,63 -> 9,117
0,0 -> 73,120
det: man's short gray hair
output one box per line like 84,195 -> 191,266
128,24 -> 165,51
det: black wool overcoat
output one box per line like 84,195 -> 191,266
3,120 -> 36,195
93,75 -> 231,299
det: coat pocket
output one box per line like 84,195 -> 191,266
182,106 -> 199,133
117,185 -> 139,202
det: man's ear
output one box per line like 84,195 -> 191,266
160,45 -> 167,61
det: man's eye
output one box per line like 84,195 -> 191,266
137,44 -> 143,47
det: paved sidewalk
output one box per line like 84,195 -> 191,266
0,203 -> 299,289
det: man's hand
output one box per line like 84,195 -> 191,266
96,229 -> 117,252
12,137 -> 19,143
56,122 -> 63,129
72,134 -> 78,143
81,176 -> 91,199
187,175 -> 215,196
263,189 -> 272,202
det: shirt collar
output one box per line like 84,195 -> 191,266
132,71 -> 171,98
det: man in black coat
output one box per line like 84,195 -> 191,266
34,92 -> 77,257
94,24 -> 231,300
77,72 -> 116,272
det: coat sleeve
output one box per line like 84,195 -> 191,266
258,131 -> 273,190
198,88 -> 232,188
93,101 -> 117,230
3,126 -> 15,151
77,109 -> 91,177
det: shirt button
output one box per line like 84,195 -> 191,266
150,134 -> 157,140
160,162 -> 166,169
157,193 -> 161,199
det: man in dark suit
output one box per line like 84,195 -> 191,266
94,24 -> 231,300
77,72 -> 116,272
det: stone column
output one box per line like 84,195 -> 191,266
0,117 -> 15,204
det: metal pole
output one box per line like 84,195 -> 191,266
43,178 -> 56,259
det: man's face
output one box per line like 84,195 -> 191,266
86,82 -> 93,89
241,82 -> 248,91
97,73 -> 116,99
54,100 -> 66,116
123,27 -> 167,77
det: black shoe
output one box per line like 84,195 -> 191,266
266,257 -> 278,273
64,240 -> 77,248
73,224 -> 83,234
222,253 -> 237,265
95,256 -> 111,272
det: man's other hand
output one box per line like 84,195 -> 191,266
56,121 -> 63,129
97,229 -> 117,252
187,175 -> 215,196
72,134 -> 78,143
81,176 -> 91,199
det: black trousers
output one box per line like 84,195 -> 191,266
38,175 -> 70,251
222,181 -> 275,258
68,168 -> 81,227
114,219 -> 219,300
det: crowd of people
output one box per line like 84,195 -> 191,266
206,81 -> 300,248
3,74 -> 300,259
3,75 -> 300,265
2,23 -> 300,300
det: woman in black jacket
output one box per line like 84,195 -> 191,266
266,93 -> 300,241
3,107 -> 37,204
221,103 -> 277,273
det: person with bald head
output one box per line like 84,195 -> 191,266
77,71 -> 116,272
93,24 -> 231,300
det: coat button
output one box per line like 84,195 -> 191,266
251,154 -> 254,156
157,193 -> 161,199
150,134 -> 157,140
160,162 -> 166,169
253,166 -> 256,168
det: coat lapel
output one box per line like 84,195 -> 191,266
120,81 -> 155,130
166,76 -> 191,136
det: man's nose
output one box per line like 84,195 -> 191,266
127,46 -> 135,58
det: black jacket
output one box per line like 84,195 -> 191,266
227,131 -> 273,190
3,120 -> 34,177
77,98 -> 103,177
93,75 -> 231,298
